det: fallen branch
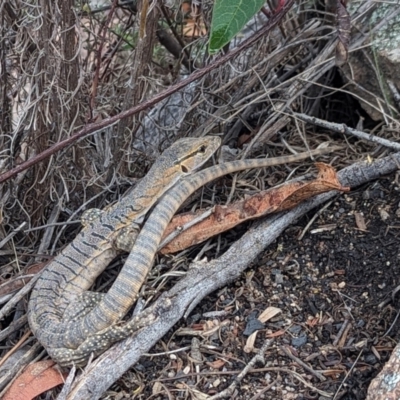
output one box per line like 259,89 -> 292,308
293,113 -> 400,151
160,163 -> 349,254
62,153 -> 400,399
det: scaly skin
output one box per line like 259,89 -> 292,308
28,136 -> 221,356
32,145 -> 339,366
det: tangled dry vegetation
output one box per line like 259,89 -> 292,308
1,0 -> 400,399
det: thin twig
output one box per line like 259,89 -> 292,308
0,0 -> 296,184
279,345 -> 326,381
0,222 -> 26,249
333,348 -> 363,400
208,339 -> 274,399
293,112 -> 400,150
0,330 -> 31,368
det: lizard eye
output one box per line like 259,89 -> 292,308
181,164 -> 189,173
198,145 -> 206,154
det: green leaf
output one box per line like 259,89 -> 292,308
209,0 -> 265,54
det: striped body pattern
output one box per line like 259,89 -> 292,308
29,146 -> 336,366
28,136 -> 221,363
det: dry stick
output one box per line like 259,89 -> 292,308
64,154 -> 400,400
248,379 -> 278,400
298,200 -> 333,240
293,113 -> 400,151
279,345 -> 326,382
0,222 -> 26,248
158,207 -> 215,250
0,315 -> 27,342
333,348 -> 364,400
57,366 -> 76,400
0,0 -> 295,184
0,330 -> 31,368
116,0 -> 158,142
383,309 -> 400,337
208,339 -> 274,400
37,194 -> 63,258
0,275 -> 40,320
159,3 -> 192,69
388,80 -> 400,108
332,318 -> 350,347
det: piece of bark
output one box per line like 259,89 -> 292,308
161,163 -> 349,254
367,342 -> 400,399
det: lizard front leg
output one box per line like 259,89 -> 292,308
82,208 -> 141,252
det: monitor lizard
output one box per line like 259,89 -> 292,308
28,137 -> 220,352
28,140 -> 339,366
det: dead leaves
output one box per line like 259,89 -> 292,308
161,163 -> 349,254
3,360 -> 66,400
180,2 -> 207,38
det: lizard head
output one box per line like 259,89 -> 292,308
155,136 -> 220,178
142,136 -> 221,194
170,136 -> 221,174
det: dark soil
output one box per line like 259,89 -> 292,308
108,173 -> 400,399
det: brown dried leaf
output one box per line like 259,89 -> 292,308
160,163 -> 349,254
274,162 -> 347,211
0,262 -> 49,297
3,360 -> 66,400
181,2 -> 207,38
207,359 -> 226,369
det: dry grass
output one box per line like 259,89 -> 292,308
1,0 -> 400,398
